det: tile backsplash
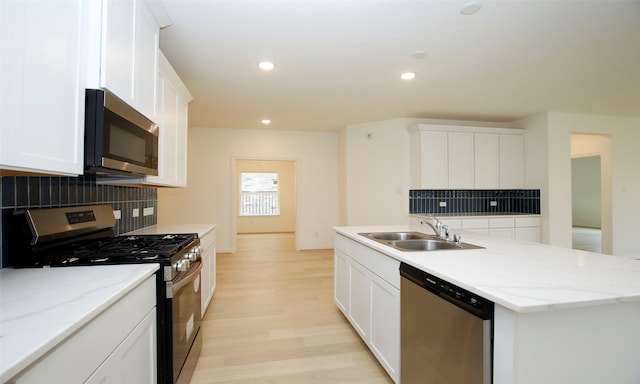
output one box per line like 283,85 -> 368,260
409,189 -> 540,216
1,175 -> 157,267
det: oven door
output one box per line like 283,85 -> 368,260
168,260 -> 203,384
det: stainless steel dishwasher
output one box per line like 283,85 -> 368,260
400,262 -> 494,384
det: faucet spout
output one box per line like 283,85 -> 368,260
420,215 -> 442,238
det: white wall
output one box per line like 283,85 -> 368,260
344,118 -> 411,225
517,112 -> 640,256
158,127 -> 338,252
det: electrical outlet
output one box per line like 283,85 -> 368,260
439,201 -> 447,207
132,208 -> 140,218
113,210 -> 121,220
490,201 -> 498,207
143,207 -> 154,216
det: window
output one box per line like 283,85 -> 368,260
239,172 -> 280,216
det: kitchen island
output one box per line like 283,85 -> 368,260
334,225 -> 640,384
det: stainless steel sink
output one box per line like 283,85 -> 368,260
365,232 -> 429,241
359,232 -> 484,252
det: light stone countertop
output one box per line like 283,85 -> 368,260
0,264 -> 159,383
334,225 -> 640,313
126,223 -> 217,239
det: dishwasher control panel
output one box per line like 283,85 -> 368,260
400,262 -> 494,319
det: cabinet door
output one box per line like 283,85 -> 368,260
101,0 -> 158,121
101,0 -> 136,105
500,134 -> 524,188
334,250 -> 350,314
370,274 -> 400,382
474,133 -> 500,189
133,0 -> 158,120
348,261 -> 370,340
0,0 -> 87,175
209,245 -> 217,297
448,132 -> 474,189
489,228 -> 515,239
161,79 -> 179,183
418,131 -> 448,188
515,227 -> 540,242
144,52 -> 189,187
85,309 -> 157,384
175,96 -> 189,186
200,245 -> 211,316
200,230 -> 217,316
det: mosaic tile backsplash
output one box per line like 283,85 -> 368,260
409,189 -> 540,216
1,175 -> 157,267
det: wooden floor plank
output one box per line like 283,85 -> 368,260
189,233 -> 394,383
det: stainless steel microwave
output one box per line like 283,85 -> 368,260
84,89 -> 159,177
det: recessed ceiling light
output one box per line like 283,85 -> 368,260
460,1 -> 482,15
261,119 -> 271,125
400,72 -> 416,81
411,51 -> 427,60
258,61 -> 275,71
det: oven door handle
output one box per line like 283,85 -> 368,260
166,260 -> 202,298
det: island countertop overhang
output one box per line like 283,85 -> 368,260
334,225 -> 640,313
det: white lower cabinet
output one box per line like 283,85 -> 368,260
369,273 -> 400,379
348,261 -> 371,340
85,309 -> 156,384
10,276 -> 156,384
333,250 -> 349,313
201,227 -> 217,316
334,234 -> 400,383
515,217 -> 542,242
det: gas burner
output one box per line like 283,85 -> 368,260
137,254 -> 160,261
91,257 -> 110,263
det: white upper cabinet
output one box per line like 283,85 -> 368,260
0,0 -> 169,177
409,124 -> 525,189
100,0 -> 160,122
144,51 -> 192,187
499,134 -> 525,188
474,133 -> 500,189
447,132 -> 474,189
0,0 -> 91,175
410,131 -> 448,189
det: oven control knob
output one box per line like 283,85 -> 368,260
186,251 -> 198,262
175,259 -> 189,272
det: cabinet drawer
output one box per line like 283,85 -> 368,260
335,233 -> 350,253
489,217 -> 515,228
350,241 -> 400,289
516,217 -> 541,227
462,218 -> 489,229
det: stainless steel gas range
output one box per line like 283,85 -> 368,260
7,204 -> 202,384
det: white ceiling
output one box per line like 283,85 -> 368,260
159,0 -> 640,132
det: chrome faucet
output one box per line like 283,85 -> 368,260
420,215 -> 443,238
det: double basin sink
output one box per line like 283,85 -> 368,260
358,231 -> 484,252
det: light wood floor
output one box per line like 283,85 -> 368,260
190,233 -> 394,384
